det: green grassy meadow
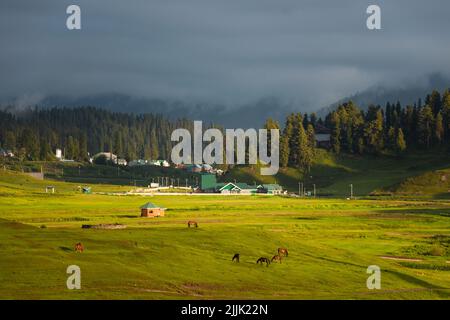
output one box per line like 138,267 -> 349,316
224,150 -> 450,197
0,169 -> 449,299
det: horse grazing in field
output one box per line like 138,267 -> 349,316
278,247 -> 288,257
271,255 -> 282,263
187,220 -> 198,228
74,242 -> 84,252
232,253 -> 240,263
256,257 -> 270,267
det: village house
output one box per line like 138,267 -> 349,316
199,173 -> 283,195
128,159 -> 148,167
0,148 -> 14,158
93,152 -> 118,162
128,159 -> 170,167
314,124 -> 331,149
219,182 -> 258,194
55,148 -> 63,160
140,202 -> 166,217
117,158 -> 128,166
256,184 -> 283,195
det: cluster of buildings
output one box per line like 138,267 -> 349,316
128,159 -> 170,167
0,148 -> 14,158
199,173 -> 283,195
89,152 -> 224,176
51,148 -> 284,195
176,163 -> 224,175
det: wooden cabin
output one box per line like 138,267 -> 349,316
140,202 -> 166,217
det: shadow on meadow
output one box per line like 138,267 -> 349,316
375,206 -> 450,217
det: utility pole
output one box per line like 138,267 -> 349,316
350,184 -> 353,199
299,182 -> 304,197
313,184 -> 316,198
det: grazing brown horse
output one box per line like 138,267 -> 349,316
232,253 -> 240,263
256,257 -> 270,267
187,220 -> 198,228
271,255 -> 282,263
278,247 -> 288,257
74,242 -> 84,252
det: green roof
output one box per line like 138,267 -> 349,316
261,184 -> 282,190
140,202 -> 164,209
236,183 -> 256,190
219,182 -> 257,191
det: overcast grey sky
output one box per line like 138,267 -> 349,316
1,0 -> 450,110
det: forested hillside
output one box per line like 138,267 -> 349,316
1,89 -> 449,169
274,89 -> 450,172
0,107 -> 193,161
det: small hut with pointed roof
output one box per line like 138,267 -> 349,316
140,202 -> 166,217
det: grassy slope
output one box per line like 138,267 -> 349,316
384,168 -> 450,199
0,171 -> 449,299
20,160 -> 197,187
222,150 -> 450,197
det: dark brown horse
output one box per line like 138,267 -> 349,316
256,257 -> 270,267
278,247 -> 288,257
232,253 -> 240,263
271,255 -> 282,263
187,220 -> 198,228
74,242 -> 84,252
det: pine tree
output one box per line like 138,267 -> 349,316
40,140 -> 53,160
387,126 -> 396,150
297,121 -> 312,172
395,128 -> 406,153
435,112 -> 444,145
79,133 -> 88,160
330,111 -> 341,154
442,89 -> 450,141
279,135 -> 289,168
66,136 -> 74,159
150,129 -> 159,159
364,107 -> 384,154
287,113 -> 299,165
113,131 -> 123,157
309,113 -> 317,127
429,90 -> 442,115
306,124 -> 316,151
356,137 -> 364,154
21,128 -> 40,160
280,116 -> 293,167
418,105 -> 434,148
4,131 -> 16,151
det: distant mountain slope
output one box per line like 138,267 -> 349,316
317,73 -> 450,117
2,94 -> 297,129
3,74 -> 450,126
